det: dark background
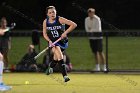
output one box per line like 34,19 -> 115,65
0,0 -> 139,30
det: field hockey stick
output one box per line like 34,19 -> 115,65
23,38 -> 61,64
1,28 -> 10,32
1,23 -> 16,33
34,37 -> 62,60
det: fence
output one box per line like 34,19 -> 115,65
7,30 -> 140,72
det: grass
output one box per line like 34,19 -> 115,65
108,37 -> 140,69
8,36 -> 140,70
2,73 -> 140,93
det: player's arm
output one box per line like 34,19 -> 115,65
59,17 -> 77,38
85,18 -> 90,32
91,15 -> 101,32
95,17 -> 102,31
43,19 -> 51,42
0,29 -> 5,35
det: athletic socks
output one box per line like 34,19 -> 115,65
47,59 -> 70,82
58,59 -> 70,82
103,64 -> 107,71
95,64 -> 100,71
58,59 -> 67,77
46,60 -> 57,75
49,60 -> 57,68
94,64 -> 107,71
0,61 -> 4,84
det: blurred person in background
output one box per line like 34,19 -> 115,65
16,44 -> 38,72
85,8 -> 107,71
0,17 -> 11,72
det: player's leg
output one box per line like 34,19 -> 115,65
45,48 -> 57,75
54,46 -> 70,82
0,53 -> 4,84
3,51 -> 9,72
50,49 -> 58,68
1,43 -> 10,72
46,45 -> 70,82
0,53 -> 12,91
94,52 -> 100,71
89,39 -> 100,71
97,39 -> 107,71
100,52 -> 107,71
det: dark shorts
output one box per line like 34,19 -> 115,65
0,38 -> 9,54
89,39 -> 103,53
54,38 -> 68,51
55,42 -> 68,50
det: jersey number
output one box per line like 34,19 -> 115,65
51,30 -> 59,38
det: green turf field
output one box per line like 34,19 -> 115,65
9,36 -> 140,70
2,73 -> 140,93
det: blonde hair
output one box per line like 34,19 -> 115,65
87,8 -> 95,13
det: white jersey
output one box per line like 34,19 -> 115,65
85,15 -> 103,39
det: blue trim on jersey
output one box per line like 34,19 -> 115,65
46,16 -> 58,25
55,42 -> 68,49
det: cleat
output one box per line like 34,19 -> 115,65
102,65 -> 107,72
0,83 -> 12,91
64,76 -> 70,82
45,67 -> 53,75
93,67 -> 100,71
103,68 -> 107,72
